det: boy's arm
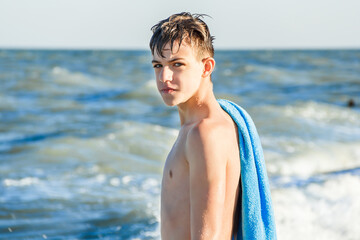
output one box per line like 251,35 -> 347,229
186,121 -> 228,240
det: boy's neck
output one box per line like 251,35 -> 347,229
177,79 -> 219,127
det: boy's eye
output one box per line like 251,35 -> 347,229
174,62 -> 183,67
153,64 -> 162,68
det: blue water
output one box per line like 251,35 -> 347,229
1,49 -> 360,239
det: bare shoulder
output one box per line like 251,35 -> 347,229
185,118 -> 234,165
188,118 -> 233,143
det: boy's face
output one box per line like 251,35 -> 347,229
151,41 -> 204,107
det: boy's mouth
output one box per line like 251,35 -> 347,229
160,87 -> 176,93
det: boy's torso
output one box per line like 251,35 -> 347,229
160,109 -> 241,240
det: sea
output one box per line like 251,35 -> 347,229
0,49 -> 359,240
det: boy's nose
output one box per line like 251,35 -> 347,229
159,66 -> 173,82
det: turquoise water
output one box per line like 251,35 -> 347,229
1,49 -> 360,239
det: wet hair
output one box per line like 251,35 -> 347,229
149,12 -> 215,59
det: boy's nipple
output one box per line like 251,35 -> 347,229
169,170 -> 173,178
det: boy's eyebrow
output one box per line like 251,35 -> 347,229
169,58 -> 185,63
151,58 -> 185,64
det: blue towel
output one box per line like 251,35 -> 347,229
217,99 -> 277,240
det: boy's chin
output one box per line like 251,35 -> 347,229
162,97 -> 180,107
163,100 -> 178,107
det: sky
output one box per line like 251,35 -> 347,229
0,0 -> 359,50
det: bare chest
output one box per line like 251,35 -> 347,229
162,131 -> 189,191
160,129 -> 192,237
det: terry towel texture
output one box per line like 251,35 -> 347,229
217,99 -> 277,240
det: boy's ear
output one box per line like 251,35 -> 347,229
202,57 -> 215,78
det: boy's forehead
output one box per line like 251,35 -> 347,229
153,41 -> 198,60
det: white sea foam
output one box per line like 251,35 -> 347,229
51,66 -> 115,89
265,141 -> 360,177
37,120 -> 176,161
253,101 -> 360,142
3,177 -> 40,187
121,175 -> 133,185
273,174 -> 360,240
109,177 -> 120,187
283,101 -> 360,128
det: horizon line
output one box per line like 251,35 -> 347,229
1,46 -> 359,51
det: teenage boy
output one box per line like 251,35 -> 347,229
149,12 -> 276,240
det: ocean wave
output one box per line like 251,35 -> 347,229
3,177 -> 40,187
51,66 -> 116,89
254,101 -> 360,143
273,174 -> 360,240
265,140 -> 360,177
